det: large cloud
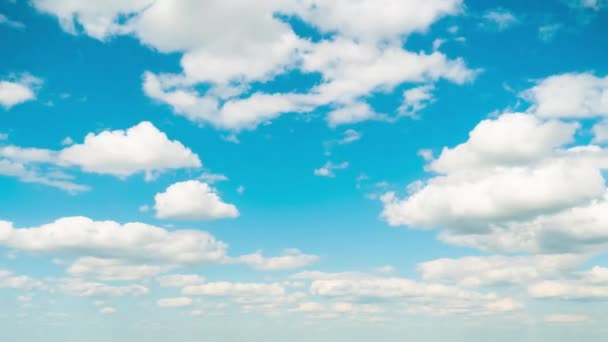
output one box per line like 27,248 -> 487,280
381,109 -> 608,254
33,0 -> 475,130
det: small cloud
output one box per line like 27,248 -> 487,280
100,307 -> 116,314
0,14 -> 25,30
138,205 -> 150,213
236,185 -> 245,195
338,129 -> 361,145
482,8 -> 519,31
538,24 -> 561,42
314,161 -> 349,178
198,172 -> 228,184
61,137 -> 74,146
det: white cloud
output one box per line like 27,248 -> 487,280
382,160 -> 604,230
297,270 -> 521,316
528,280 -> 608,300
482,8 -> 518,31
544,314 -> 590,323
524,73 -> 608,118
154,180 -> 239,221
427,113 -> 578,174
157,297 -> 193,308
59,121 -> 201,178
417,254 -> 584,287
0,158 -> 89,193
198,172 -> 228,184
398,84 -> 435,117
314,161 -> 348,178
0,74 -> 41,109
157,274 -> 205,288
0,216 -> 229,265
35,0 -> 476,131
239,249 -> 319,271
67,257 -> 169,281
0,269 -> 43,289
327,102 -> 380,127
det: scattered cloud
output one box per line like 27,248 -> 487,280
314,161 -> 349,178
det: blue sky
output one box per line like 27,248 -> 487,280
1,0 -> 608,341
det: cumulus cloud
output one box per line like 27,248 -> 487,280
381,109 -> 608,254
0,121 -> 201,191
0,74 -> 41,109
154,180 -> 239,221
0,216 -> 229,265
294,270 -> 521,317
523,73 -> 608,118
59,121 -> 201,178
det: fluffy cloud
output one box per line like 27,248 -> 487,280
239,249 -> 319,271
0,121 -> 201,191
34,0 -> 475,130
398,85 -> 435,117
0,74 -> 41,109
381,110 -> 608,254
59,121 -> 201,178
154,180 -> 239,221
0,269 -> 43,289
524,73 -> 608,118
482,8 -> 518,31
0,216 -> 229,265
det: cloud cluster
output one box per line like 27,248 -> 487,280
33,0 -> 476,130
